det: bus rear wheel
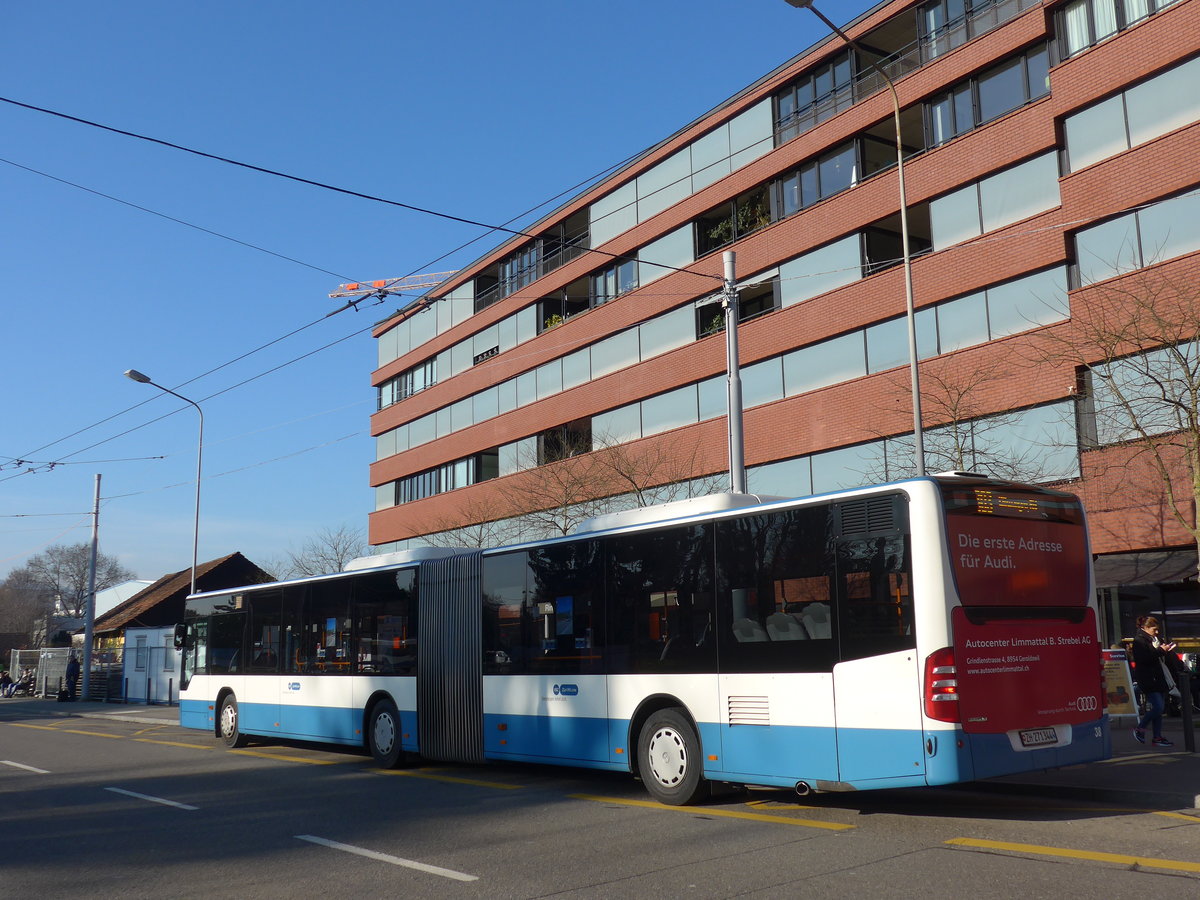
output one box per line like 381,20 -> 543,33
368,699 -> 405,768
637,708 -> 709,806
218,694 -> 248,748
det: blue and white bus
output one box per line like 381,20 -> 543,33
175,472 -> 1109,804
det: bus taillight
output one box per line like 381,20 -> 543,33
924,647 -> 959,722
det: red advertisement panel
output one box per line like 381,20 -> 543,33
947,515 -> 1089,606
952,607 -> 1102,733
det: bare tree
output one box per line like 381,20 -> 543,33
417,432 -> 725,548
590,436 -> 725,508
497,436 -> 611,539
3,543 -> 136,620
490,431 -> 723,541
277,524 -> 369,578
869,359 -> 1060,483
421,494 -> 522,549
0,577 -> 50,639
1044,265 -> 1200,574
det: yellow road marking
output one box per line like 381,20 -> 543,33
134,738 -> 214,750
376,769 -> 522,789
61,729 -> 123,739
947,838 -> 1200,873
746,799 -> 820,811
229,749 -> 335,765
1153,810 -> 1200,822
6,723 -> 61,731
571,794 -> 854,830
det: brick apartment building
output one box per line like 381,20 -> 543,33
367,0 -> 1200,646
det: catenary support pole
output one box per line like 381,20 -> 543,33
82,474 -> 100,701
723,251 -> 747,494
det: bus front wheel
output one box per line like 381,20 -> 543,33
218,695 -> 248,748
368,699 -> 405,768
637,708 -> 709,806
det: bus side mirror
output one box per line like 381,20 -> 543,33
174,623 -> 191,650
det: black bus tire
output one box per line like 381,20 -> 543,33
368,699 -> 405,768
637,708 -> 709,806
218,694 -> 249,748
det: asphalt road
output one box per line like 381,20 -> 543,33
2,712 -> 1198,898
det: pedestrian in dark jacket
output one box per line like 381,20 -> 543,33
1131,616 -> 1176,748
65,654 -> 80,702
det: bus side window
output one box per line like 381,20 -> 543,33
605,524 -> 715,675
835,535 -> 913,661
716,507 -> 837,674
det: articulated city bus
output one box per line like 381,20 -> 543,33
175,472 -> 1109,804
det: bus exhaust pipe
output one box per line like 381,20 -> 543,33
794,781 -> 812,797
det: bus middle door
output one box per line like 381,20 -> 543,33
831,532 -> 926,787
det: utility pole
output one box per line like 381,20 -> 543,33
723,251 -> 748,494
82,473 -> 100,700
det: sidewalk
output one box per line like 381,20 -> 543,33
3,697 -> 1197,809
0,695 -> 181,727
981,715 -> 1200,810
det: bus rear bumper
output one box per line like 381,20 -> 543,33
925,717 -> 1111,785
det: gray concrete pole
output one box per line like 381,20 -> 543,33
82,473 -> 100,700
723,251 -> 747,494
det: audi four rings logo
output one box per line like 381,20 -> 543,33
1076,695 -> 1098,711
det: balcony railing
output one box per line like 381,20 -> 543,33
473,228 -> 591,314
776,0 -> 1038,144
920,0 -> 1040,63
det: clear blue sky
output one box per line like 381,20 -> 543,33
0,1 -> 875,580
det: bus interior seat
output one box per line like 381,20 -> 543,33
733,618 -> 769,642
800,603 -> 831,639
766,612 -> 809,640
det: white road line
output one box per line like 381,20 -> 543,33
1,760 -> 50,774
295,834 -> 478,882
104,787 -> 198,810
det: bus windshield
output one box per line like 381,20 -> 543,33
942,484 -> 1089,607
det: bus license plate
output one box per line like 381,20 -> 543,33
1019,727 -> 1058,747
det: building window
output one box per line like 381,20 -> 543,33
770,142 -> 858,222
538,419 -> 593,464
919,0 -> 1041,61
1073,189 -> 1200,287
930,153 -> 1060,250
695,278 -> 780,338
537,284 -> 590,333
378,358 -> 437,410
695,185 -> 771,257
389,449 -> 500,507
590,258 -> 638,306
774,50 -> 854,144
1058,0 -> 1179,59
1064,55 -> 1200,172
1080,340 -> 1199,447
927,45 -> 1049,147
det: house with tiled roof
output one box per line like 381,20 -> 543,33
86,552 -> 273,702
92,552 -> 273,650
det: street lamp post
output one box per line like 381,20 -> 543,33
784,0 -> 925,476
124,369 -> 204,595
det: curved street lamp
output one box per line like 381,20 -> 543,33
784,0 -> 926,476
124,369 -> 204,595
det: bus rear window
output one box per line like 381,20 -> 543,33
941,484 -> 1089,607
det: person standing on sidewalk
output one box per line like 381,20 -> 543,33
65,654 -> 80,702
1131,616 -> 1176,748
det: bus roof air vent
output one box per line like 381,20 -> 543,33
838,496 -> 897,536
